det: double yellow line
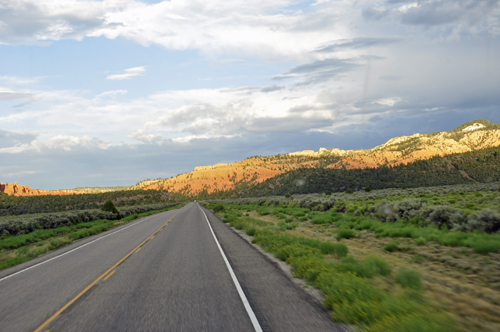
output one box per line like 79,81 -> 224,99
34,215 -> 176,332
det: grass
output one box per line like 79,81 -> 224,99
0,204 -> 183,270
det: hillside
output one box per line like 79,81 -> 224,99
139,119 -> 500,196
218,146 -> 500,198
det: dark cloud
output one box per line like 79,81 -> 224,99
273,58 -> 361,84
287,58 -> 357,75
260,85 -> 284,93
400,0 -> 500,26
0,91 -> 33,101
316,38 -> 402,53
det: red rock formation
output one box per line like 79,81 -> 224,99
0,182 -> 76,196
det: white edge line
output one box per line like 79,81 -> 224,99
0,211 -> 171,283
199,204 -> 263,332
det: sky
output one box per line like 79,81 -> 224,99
1,0 -> 500,190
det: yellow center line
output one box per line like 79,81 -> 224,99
103,270 -> 116,281
33,215 -> 177,332
135,248 -> 141,253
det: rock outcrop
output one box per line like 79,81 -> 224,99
0,182 -> 76,196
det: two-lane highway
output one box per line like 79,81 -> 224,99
0,203 -> 343,331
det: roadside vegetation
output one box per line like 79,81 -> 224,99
203,184 -> 500,331
0,203 -> 183,271
0,189 -> 174,217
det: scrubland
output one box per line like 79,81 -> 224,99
204,184 -> 500,331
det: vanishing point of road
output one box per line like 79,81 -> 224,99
0,203 -> 344,331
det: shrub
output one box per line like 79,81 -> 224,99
245,227 -> 256,236
376,199 -> 423,222
311,214 -> 332,225
362,256 -> 392,277
469,240 -> 500,254
337,228 -> 356,240
345,189 -> 354,194
365,186 -> 372,192
415,237 -> 427,245
285,193 -> 291,198
465,209 -> 500,234
213,204 -> 225,213
325,191 -> 332,196
394,267 -> 423,290
318,271 -> 385,310
384,241 -> 399,252
319,242 -> 348,258
422,205 -> 464,229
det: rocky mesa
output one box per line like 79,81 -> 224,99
0,182 -> 76,196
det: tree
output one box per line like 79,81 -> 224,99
102,200 -> 121,218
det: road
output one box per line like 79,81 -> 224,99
0,203 -> 344,332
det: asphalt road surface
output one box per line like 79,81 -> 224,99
0,203 -> 344,332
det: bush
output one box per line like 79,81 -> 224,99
345,189 -> 354,194
213,204 -> 225,213
365,186 -> 372,192
337,228 -> 356,240
376,199 -> 423,222
465,208 -> 500,234
394,267 -> 423,290
415,237 -> 427,245
422,205 -> 463,229
384,241 -> 399,252
245,227 -> 256,236
362,256 -> 392,277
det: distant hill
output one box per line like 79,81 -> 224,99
0,182 -> 75,197
57,186 -> 131,194
136,119 -> 500,197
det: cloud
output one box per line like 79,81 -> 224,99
362,7 -> 391,21
0,88 -> 33,101
0,129 -> 38,148
260,85 -> 284,93
127,129 -> 163,143
316,38 -> 402,52
0,135 -> 111,154
399,0 -> 500,27
95,90 -> 128,99
273,57 -> 364,85
0,76 -> 40,85
105,67 -> 146,80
